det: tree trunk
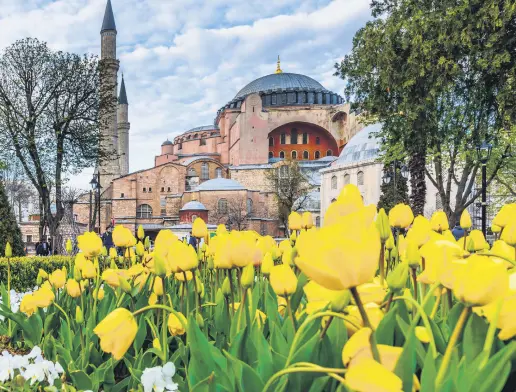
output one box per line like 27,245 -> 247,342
408,122 -> 427,216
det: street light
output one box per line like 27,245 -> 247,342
89,174 -> 101,233
476,141 -> 492,237
382,160 -> 408,202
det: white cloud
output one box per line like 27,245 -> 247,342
0,0 -> 371,190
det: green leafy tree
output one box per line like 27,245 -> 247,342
377,164 -> 409,213
0,170 -> 24,256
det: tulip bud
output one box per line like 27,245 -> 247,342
290,231 -> 297,246
144,236 -> 151,250
4,242 -> 12,258
137,225 -> 145,240
406,241 -> 421,268
75,305 -> 83,324
196,312 -> 205,329
207,256 -> 215,270
466,237 -> 476,253
152,338 -> 161,350
73,265 -> 82,281
222,277 -> 231,297
93,287 -> 105,301
118,276 -> 132,293
200,242 -> 207,253
241,264 -> 254,289
100,246 -> 108,257
148,292 -> 158,305
385,235 -> 395,251
192,217 -> 208,238
376,208 -> 391,242
387,261 -> 409,291
460,210 -> 472,230
66,239 -> 73,254
13,375 -> 25,388
501,221 -> 516,246
109,247 -> 118,259
301,211 -> 313,229
288,211 -> 302,231
154,253 -> 167,277
153,276 -> 164,296
136,242 -> 144,257
110,257 -> 117,269
492,224 -> 501,234
330,290 -> 351,312
261,252 -> 274,276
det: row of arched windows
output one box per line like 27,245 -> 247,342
270,150 -> 332,160
331,172 -> 364,190
270,131 -> 320,146
187,164 -> 223,179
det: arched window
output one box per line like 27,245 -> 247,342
314,151 -> 320,159
215,167 -> 222,178
316,137 -> 320,145
201,163 -> 209,180
268,151 -> 274,159
143,187 -> 147,193
178,143 -> 182,150
279,151 -> 285,159
199,138 -> 206,146
280,133 -> 286,145
331,198 -> 337,203
136,204 -> 152,218
302,133 -> 308,144
218,199 -> 228,214
247,199 -> 253,215
343,174 -> 350,185
326,149 -> 333,157
331,175 -> 337,189
269,137 -> 274,147
357,171 -> 364,186
303,151 -> 309,160
315,216 -> 320,227
291,129 -> 298,144
291,151 -> 297,159
187,167 -> 197,177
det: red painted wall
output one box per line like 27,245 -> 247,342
268,122 -> 339,160
179,210 -> 208,224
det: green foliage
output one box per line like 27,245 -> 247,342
377,165 -> 409,213
0,179 -> 24,257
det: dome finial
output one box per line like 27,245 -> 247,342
275,55 -> 282,74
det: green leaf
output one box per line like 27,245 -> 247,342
462,313 -> 488,363
69,371 -> 93,390
308,376 -> 330,392
265,287 -> 281,327
249,323 -> 274,382
59,319 -> 73,351
396,315 -> 425,368
326,316 -> 348,367
420,349 -> 438,392
111,377 -> 130,392
471,341 -> 516,392
190,372 -> 219,392
394,327 -> 417,392
133,315 -> 147,353
269,323 -> 288,357
225,350 -> 265,392
446,302 -> 465,336
290,272 -> 308,313
376,305 -> 397,345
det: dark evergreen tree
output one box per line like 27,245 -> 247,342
0,177 -> 24,256
377,164 -> 409,214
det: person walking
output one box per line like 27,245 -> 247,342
102,226 -> 115,251
188,231 -> 197,251
451,224 -> 465,241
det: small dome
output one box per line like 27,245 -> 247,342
180,201 -> 207,211
293,191 -> 320,212
334,123 -> 382,165
162,140 -> 173,146
196,178 -> 245,191
234,73 -> 327,100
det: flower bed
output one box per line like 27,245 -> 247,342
0,185 -> 515,391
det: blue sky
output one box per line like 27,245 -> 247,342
0,0 -> 372,189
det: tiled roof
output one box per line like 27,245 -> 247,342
101,0 -> 116,32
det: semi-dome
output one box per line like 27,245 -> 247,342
180,201 -> 207,211
234,73 -> 327,100
334,123 -> 382,165
196,178 -> 245,191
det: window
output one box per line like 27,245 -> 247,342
269,137 -> 274,147
160,197 -> 166,216
326,149 -> 333,157
331,175 -> 337,189
136,204 -> 153,218
291,151 -> 297,159
343,174 -> 350,185
148,187 -> 152,192
280,133 -> 286,144
161,187 -> 165,192
331,198 -> 336,203
120,193 -> 125,198
357,171 -> 364,186
314,151 -> 320,159
26,235 -> 32,243
316,137 -> 320,145
187,167 -> 197,177
303,151 -> 309,160
279,151 -> 285,159
143,187 -> 147,193
260,221 -> 266,236
291,129 -> 298,144
315,217 -> 320,227
215,167 -> 222,178
247,199 -> 253,215
302,133 -> 308,144
200,138 -> 206,146
178,143 -> 182,150
201,163 -> 209,180
167,187 -> 171,192
268,151 -> 274,159
218,199 -> 228,214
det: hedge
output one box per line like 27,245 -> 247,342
0,256 -> 73,292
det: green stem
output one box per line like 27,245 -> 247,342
350,286 -> 381,363
133,304 -> 187,330
319,316 -> 333,339
54,302 -> 71,327
285,295 -> 296,333
192,271 -> 201,314
411,267 -> 418,304
262,366 -> 347,392
379,242 -> 385,286
435,306 -> 471,387
228,269 -> 236,315
430,289 -> 442,320
7,258 -> 11,335
479,299 -> 503,370
237,289 -> 248,332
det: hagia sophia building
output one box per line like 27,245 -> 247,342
72,0 -> 366,239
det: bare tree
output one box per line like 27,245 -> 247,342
0,38 -> 116,243
212,195 -> 252,231
0,158 -> 37,222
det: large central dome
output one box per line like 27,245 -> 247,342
234,73 -> 327,100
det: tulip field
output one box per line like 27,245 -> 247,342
0,184 -> 515,391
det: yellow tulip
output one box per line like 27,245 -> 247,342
346,358 -> 403,392
177,243 -> 199,271
65,239 -> 73,254
216,224 -> 227,236
324,185 -> 364,227
406,216 -> 431,247
153,276 -> 164,296
175,271 -> 193,281
20,294 -> 37,316
81,260 -> 96,279
301,211 -> 314,229
118,276 -> 132,294
501,221 -> 516,246
241,264 -> 254,289
386,261 -> 409,291
418,239 -> 465,287
94,308 -> 138,360
356,282 -> 387,305
127,263 -> 145,277
49,269 -> 66,289
269,264 -> 297,297
453,255 -> 508,306
288,211 -> 302,231
464,230 -> 489,252
66,279 -> 81,298
168,312 -> 187,336
37,269 -> 48,285
460,210 -> 472,229
346,303 -> 384,333
136,242 -> 145,257
474,294 -> 516,341
389,203 -> 414,229
281,246 -> 294,266
148,292 -> 158,305
77,231 -> 103,258
102,269 -> 120,288
94,287 -> 105,301
192,217 -> 208,238
492,224 -> 502,234
75,306 -> 84,324
32,287 -> 55,308
261,252 -> 274,276
489,240 -> 515,266
303,281 -> 349,314
112,225 -> 136,248
415,326 -> 430,343
492,204 -> 516,229
376,208 -> 391,242
137,224 -> 145,240
430,210 -> 449,232
405,240 -> 421,268
109,247 -> 118,259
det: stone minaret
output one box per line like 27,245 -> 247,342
117,75 -> 130,175
99,0 -> 120,189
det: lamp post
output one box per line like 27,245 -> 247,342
89,174 -> 102,233
382,160 -> 409,202
476,142 -> 492,237
88,176 -> 96,232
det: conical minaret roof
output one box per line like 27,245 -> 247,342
118,75 -> 128,104
101,0 -> 117,33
